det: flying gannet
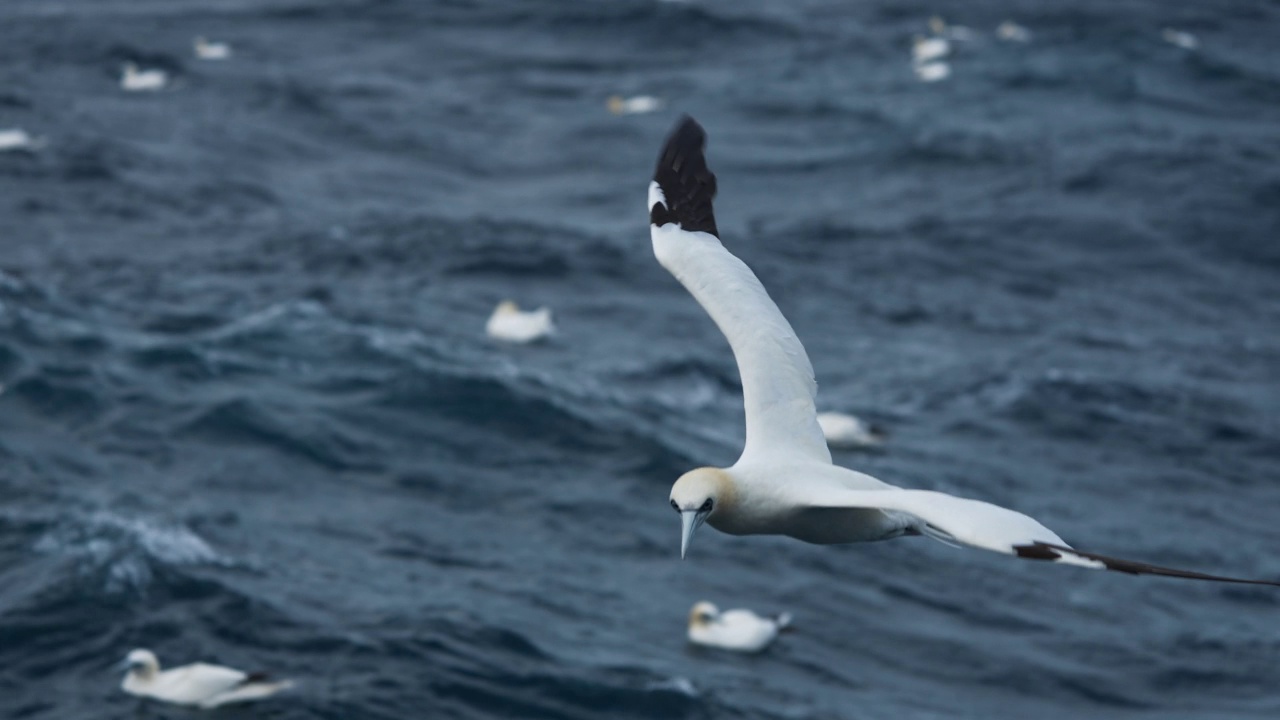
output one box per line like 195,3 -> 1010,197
648,115 -> 1280,587
120,648 -> 293,708
687,601 -> 791,653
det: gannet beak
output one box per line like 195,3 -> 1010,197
680,510 -> 707,559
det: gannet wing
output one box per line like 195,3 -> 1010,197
649,116 -> 831,464
159,663 -> 249,703
802,486 -> 1280,586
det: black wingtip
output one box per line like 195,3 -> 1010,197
651,114 -> 719,238
1016,541 -> 1280,587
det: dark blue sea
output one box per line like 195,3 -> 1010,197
2,0 -> 1279,717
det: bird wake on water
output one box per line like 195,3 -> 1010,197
648,115 -> 1280,587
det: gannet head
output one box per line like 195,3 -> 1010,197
669,467 -> 732,559
688,601 -> 720,629
122,648 -> 159,679
494,300 -> 520,316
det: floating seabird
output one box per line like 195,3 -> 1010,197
120,648 -> 293,708
1162,28 -> 1199,51
647,115 -> 1280,587
0,128 -> 44,152
996,20 -> 1032,43
911,35 -> 950,65
913,61 -> 951,83
687,601 -> 791,653
194,36 -> 232,60
608,95 -> 664,116
816,412 -> 885,450
485,300 -> 555,343
120,62 -> 168,92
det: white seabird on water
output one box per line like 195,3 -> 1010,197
687,601 -> 791,653
913,61 -> 951,83
1162,28 -> 1199,51
0,128 -> 45,152
647,115 -> 1280,587
911,35 -> 950,65
608,95 -> 664,116
120,648 -> 293,708
194,36 -> 232,60
816,412 -> 885,450
996,20 -> 1032,43
120,62 -> 168,92
485,300 -> 555,343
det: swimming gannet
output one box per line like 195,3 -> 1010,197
120,648 -> 293,708
608,95 -> 664,116
120,63 -> 168,92
687,601 -> 791,652
0,128 -> 45,152
816,412 -> 886,449
194,37 -> 232,60
485,300 -> 555,343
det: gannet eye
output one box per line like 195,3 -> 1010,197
670,499 -> 680,512
700,499 -> 713,512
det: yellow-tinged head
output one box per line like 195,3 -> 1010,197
669,467 -> 733,559
688,601 -> 720,629
122,648 -> 159,678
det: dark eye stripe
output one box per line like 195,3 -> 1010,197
670,499 -> 680,512
700,499 -> 713,512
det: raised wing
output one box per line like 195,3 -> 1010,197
650,116 -> 831,465
802,485 -> 1280,586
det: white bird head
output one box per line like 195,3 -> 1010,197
122,648 -> 159,677
669,467 -> 732,559
688,601 -> 720,629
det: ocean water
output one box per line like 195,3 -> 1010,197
1,0 -> 1279,718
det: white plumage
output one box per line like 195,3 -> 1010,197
996,21 -> 1032,43
607,95 -> 664,116
911,36 -> 951,65
648,115 -> 1280,588
120,648 -> 293,708
0,128 -> 44,152
1162,28 -> 1199,51
913,61 -> 951,83
194,37 -> 232,60
816,411 -> 885,449
120,63 -> 168,92
485,300 -> 555,343
687,601 -> 791,653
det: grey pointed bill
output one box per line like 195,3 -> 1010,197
680,510 -> 708,559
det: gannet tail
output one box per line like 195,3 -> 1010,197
199,677 -> 295,708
